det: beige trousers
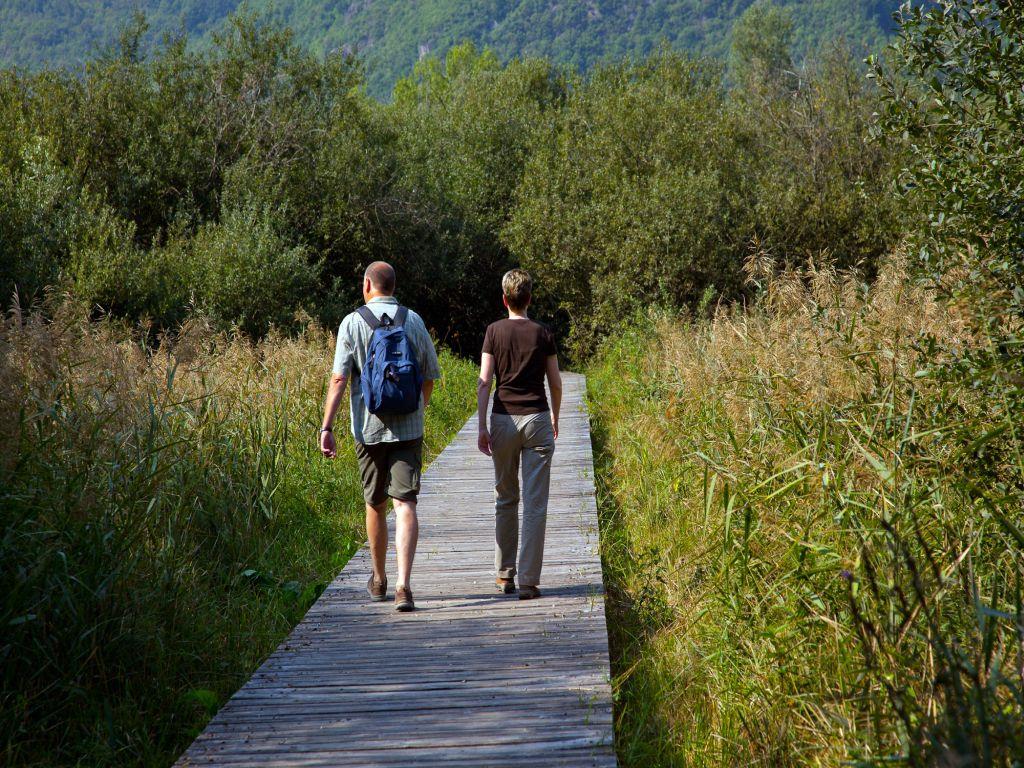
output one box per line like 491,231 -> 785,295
489,411 -> 555,587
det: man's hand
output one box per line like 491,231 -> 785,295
477,429 -> 492,456
320,429 -> 337,458
552,419 -> 559,440
320,372 -> 347,458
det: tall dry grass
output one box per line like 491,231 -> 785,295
0,299 -> 476,766
588,256 -> 1023,765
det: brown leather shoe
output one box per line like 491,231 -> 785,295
395,585 -> 415,612
495,577 -> 516,594
518,585 -> 541,600
367,574 -> 387,602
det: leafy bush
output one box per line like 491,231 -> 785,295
508,43 -> 899,357
0,130 -> 107,305
1,14 -> 371,334
191,203 -> 321,337
1,11 -> 901,354
873,0 -> 1024,330
384,42 -> 567,353
507,51 -> 742,355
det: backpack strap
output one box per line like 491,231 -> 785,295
357,304 -> 407,330
356,305 -> 381,330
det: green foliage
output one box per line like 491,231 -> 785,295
507,47 -> 901,356
0,20 -> 520,348
2,9 -> 903,355
873,1 -> 1024,332
730,1 -> 795,89
587,259 -> 1022,765
0,305 -> 477,766
191,204 -> 320,337
68,199 -> 323,338
0,0 -> 235,70
506,52 -> 740,355
857,2 -> 1024,760
0,1 -> 899,99
384,43 -> 567,352
0,132 -> 89,304
736,44 -> 904,275
0,14 -> 374,335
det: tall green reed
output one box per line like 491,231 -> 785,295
588,257 -> 1022,765
0,300 -> 477,766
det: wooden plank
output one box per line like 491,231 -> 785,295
175,373 -> 616,767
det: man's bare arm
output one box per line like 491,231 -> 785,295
422,379 -> 435,407
546,356 -> 562,439
320,373 -> 348,458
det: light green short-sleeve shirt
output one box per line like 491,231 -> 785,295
332,296 -> 442,444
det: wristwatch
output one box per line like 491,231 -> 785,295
319,427 -> 332,434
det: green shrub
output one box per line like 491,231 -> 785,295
507,44 -> 899,357
1,13 -> 899,353
873,1 -> 1024,330
506,51 -> 742,356
0,131 -> 103,305
380,42 -> 567,354
191,203 -> 321,337
66,206 -> 187,324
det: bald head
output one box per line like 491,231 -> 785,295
363,261 -> 396,296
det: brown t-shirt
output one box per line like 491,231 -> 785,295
482,318 -> 557,415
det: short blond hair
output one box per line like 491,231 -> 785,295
502,269 -> 532,312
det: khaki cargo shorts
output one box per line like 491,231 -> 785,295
354,437 -> 423,505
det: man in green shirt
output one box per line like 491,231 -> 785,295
319,262 -> 441,612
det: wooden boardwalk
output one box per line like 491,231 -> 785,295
176,373 -> 616,767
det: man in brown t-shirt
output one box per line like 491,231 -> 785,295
477,269 -> 562,599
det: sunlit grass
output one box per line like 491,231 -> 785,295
589,257 -> 1023,765
0,301 -> 477,766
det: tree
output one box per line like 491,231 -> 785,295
730,1 -> 795,91
873,1 -> 1024,331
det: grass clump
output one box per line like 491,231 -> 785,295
0,301 -> 476,766
588,256 -> 1023,765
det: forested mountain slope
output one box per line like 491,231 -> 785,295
0,0 -> 897,97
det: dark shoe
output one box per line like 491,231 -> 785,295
367,574 -> 387,602
395,585 -> 415,612
495,577 -> 516,594
518,585 -> 541,600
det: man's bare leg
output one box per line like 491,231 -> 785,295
366,502 -> 388,582
393,499 -> 418,589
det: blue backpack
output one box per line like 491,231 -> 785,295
356,305 -> 423,416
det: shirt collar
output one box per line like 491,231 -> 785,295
367,296 -> 399,305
